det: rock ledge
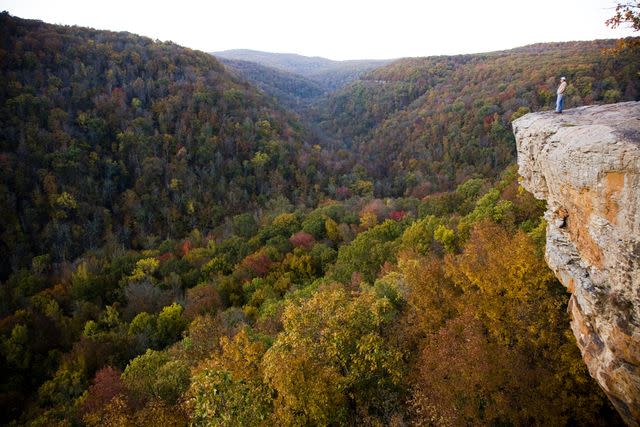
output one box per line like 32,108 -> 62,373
514,102 -> 640,426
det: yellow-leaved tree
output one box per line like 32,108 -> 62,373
262,284 -> 404,425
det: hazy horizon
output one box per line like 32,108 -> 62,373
0,0 -> 636,61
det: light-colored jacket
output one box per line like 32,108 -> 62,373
557,81 -> 567,94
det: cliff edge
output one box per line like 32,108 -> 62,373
514,102 -> 640,426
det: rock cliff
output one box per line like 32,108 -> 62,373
513,102 -> 640,426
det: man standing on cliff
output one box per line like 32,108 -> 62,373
556,76 -> 567,113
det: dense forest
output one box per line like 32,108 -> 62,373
0,13 -> 327,282
221,40 -> 639,198
1,11 -> 639,426
310,40 -> 640,196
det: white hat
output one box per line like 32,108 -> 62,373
561,76 -> 566,81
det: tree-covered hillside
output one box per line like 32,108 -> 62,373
217,41 -> 639,199
0,13 -> 326,281
313,39 -> 640,196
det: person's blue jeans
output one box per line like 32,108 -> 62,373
556,93 -> 564,112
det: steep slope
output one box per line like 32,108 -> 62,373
213,49 -> 391,91
315,40 -> 640,197
0,13 -> 324,280
515,102 -> 640,426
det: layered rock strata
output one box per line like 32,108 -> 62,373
513,102 -> 640,426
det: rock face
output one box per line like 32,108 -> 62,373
513,102 -> 640,426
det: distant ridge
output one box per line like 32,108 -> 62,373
213,49 -> 341,74
218,57 -> 326,110
212,49 -> 392,91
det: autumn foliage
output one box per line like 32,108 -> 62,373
0,11 -> 634,426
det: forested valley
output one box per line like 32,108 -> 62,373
1,12 -> 639,426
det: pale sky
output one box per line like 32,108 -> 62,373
0,0 -> 636,60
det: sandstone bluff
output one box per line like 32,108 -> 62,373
514,102 -> 640,426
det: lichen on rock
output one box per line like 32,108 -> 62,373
514,102 -> 640,426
